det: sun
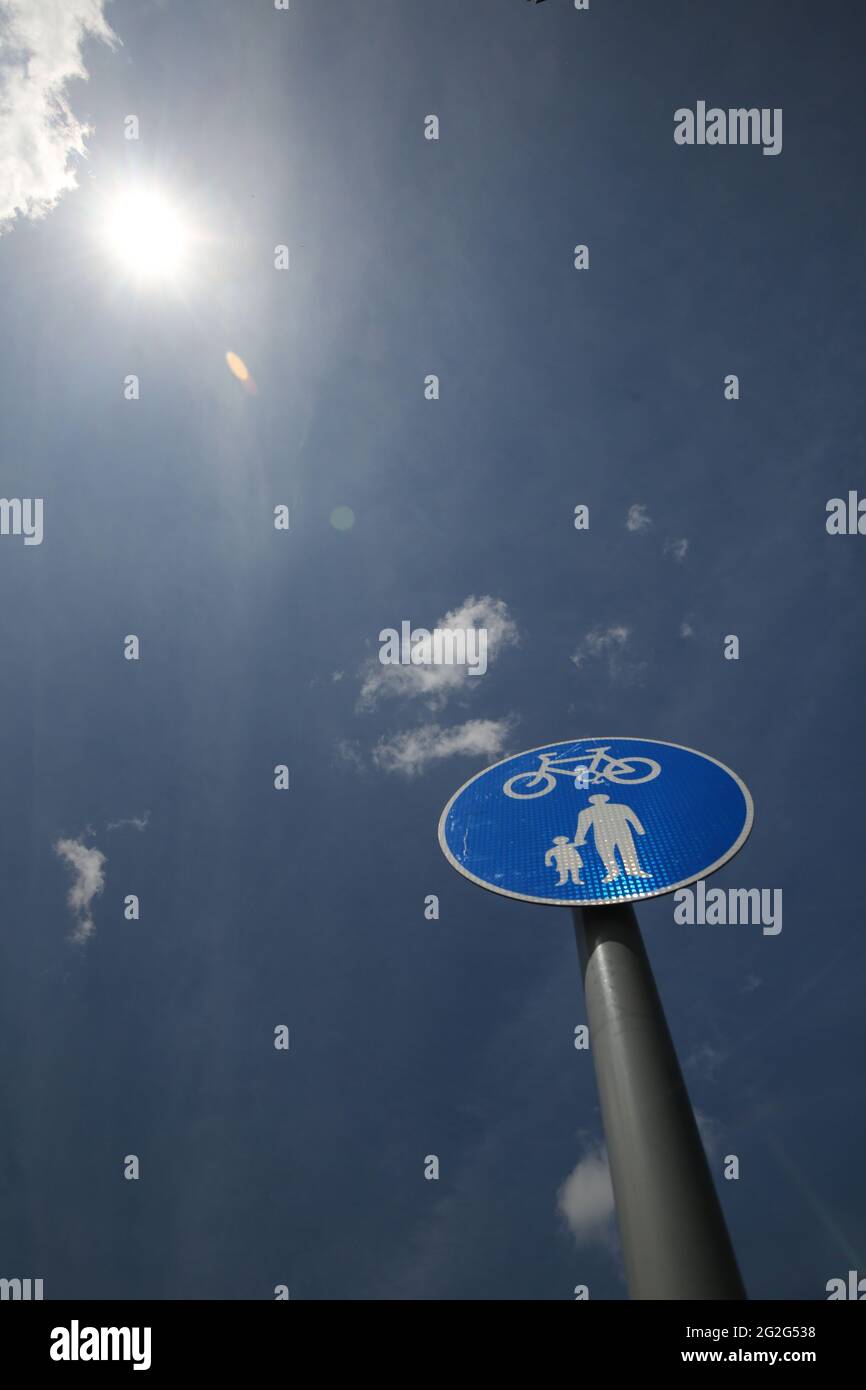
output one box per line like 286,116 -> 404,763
103,188 -> 192,281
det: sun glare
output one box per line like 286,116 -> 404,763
103,189 -> 192,281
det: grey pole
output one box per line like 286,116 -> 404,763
573,902 -> 746,1300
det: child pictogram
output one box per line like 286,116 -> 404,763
544,836 -> 585,886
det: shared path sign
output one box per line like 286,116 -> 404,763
438,737 -> 753,907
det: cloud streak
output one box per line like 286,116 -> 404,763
0,0 -> 119,231
372,716 -> 515,777
106,810 -> 150,832
54,835 -> 106,942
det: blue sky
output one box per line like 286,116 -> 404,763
1,0 -> 865,1299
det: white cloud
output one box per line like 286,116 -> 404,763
54,834 -> 106,942
626,503 -> 652,532
557,1142 -> 616,1249
106,810 -> 149,832
571,624 -> 644,684
0,0 -> 119,231
373,716 -> 515,777
664,537 -> 689,563
680,620 -> 694,639
358,595 -> 519,711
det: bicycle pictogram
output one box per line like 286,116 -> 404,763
502,745 -> 661,800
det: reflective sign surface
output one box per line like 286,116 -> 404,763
438,737 -> 754,906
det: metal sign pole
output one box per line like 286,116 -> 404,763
573,901 -> 746,1300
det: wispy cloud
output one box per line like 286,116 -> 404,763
694,1108 -> 723,1163
571,625 -> 644,684
0,0 -> 119,231
335,738 -> 365,773
358,596 -> 518,711
664,537 -> 689,563
572,624 -> 630,664
106,810 -> 150,832
557,1141 -> 616,1249
685,1041 -> 727,1083
680,619 -> 694,639
54,834 -> 106,943
626,503 -> 653,532
372,716 -> 515,777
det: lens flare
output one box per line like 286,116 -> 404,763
225,352 -> 249,382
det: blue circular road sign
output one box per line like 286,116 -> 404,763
438,737 -> 754,906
